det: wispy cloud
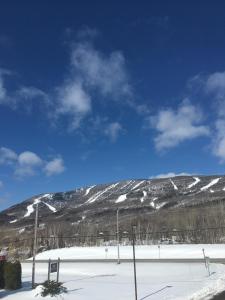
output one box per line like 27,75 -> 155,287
44,157 -> 65,176
150,100 -> 210,151
205,71 -> 225,101
0,147 -> 17,165
56,80 -> 91,129
104,122 -> 123,142
0,68 -> 48,110
150,172 -> 191,179
189,71 -> 225,162
55,32 -> 132,130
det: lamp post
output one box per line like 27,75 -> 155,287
132,225 -> 138,300
32,203 -> 39,289
117,209 -> 120,264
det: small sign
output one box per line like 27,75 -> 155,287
50,262 -> 58,273
0,255 -> 6,261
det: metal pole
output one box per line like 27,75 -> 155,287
32,203 -> 39,289
48,259 -> 51,281
117,209 -> 120,264
202,248 -> 207,268
132,226 -> 138,300
57,258 -> 60,283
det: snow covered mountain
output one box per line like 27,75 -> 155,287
1,175 -> 225,232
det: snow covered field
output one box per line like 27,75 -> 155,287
2,245 -> 225,299
33,244 -> 225,260
1,261 -> 225,299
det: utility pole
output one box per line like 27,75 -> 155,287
117,208 -> 120,264
32,203 -> 39,289
132,225 -> 138,300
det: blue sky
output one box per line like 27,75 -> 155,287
1,0 -> 225,210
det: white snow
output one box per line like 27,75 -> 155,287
150,197 -> 158,208
188,177 -> 201,189
24,194 -> 55,217
131,180 -> 145,190
85,185 -> 96,196
201,178 -> 221,191
2,259 -> 225,300
18,228 -> 25,234
115,194 -> 127,203
118,180 -> 134,191
24,198 -> 41,217
43,202 -> 57,213
9,219 -> 17,224
33,244 -> 225,260
140,190 -> 147,202
210,189 -> 215,193
86,183 -> 119,204
155,202 -> 167,210
170,179 -> 178,190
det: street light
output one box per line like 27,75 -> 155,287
116,209 -> 120,264
32,203 -> 39,289
132,225 -> 138,300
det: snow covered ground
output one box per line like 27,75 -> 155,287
33,244 -> 225,260
2,245 -> 225,299
1,262 -> 225,300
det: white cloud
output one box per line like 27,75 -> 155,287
18,151 -> 42,166
212,119 -> 225,162
0,147 -> 17,164
71,41 -> 131,98
57,80 -> 91,129
0,68 -> 48,110
195,71 -> 225,162
150,172 -> 191,179
0,30 -> 134,135
15,151 -> 43,177
0,146 -> 65,178
151,100 -> 210,151
205,71 -> 225,99
44,158 -> 65,176
17,86 -> 49,101
56,36 -> 131,130
104,122 -> 123,142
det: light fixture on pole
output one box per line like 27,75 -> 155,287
117,208 -> 120,264
132,225 -> 138,300
32,202 -> 39,289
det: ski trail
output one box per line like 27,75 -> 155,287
140,191 -> 147,202
86,183 -> 119,204
201,178 -> 221,191
170,179 -> 178,191
115,194 -> 127,203
131,180 -> 146,191
188,177 -> 201,189
85,185 -> 96,196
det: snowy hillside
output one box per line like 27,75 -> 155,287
1,175 -> 225,238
